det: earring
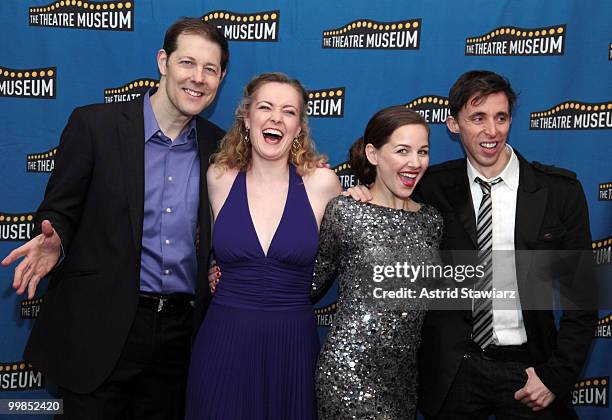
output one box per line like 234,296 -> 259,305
291,136 -> 301,159
243,128 -> 250,144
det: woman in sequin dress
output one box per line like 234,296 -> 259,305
312,106 -> 443,419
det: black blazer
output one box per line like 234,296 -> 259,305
415,151 -> 597,417
23,96 -> 224,393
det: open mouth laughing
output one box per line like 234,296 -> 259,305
262,128 -> 284,144
399,171 -> 419,188
480,141 -> 500,155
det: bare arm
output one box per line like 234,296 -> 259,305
303,167 -> 342,228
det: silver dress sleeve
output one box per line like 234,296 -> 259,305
311,197 -> 341,303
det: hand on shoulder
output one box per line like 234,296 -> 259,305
342,184 -> 372,202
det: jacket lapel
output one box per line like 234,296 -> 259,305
195,118 -> 215,257
514,152 -> 548,282
118,98 -> 145,258
449,165 -> 478,248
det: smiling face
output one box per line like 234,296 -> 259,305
243,81 -> 303,163
156,33 -> 225,119
447,91 -> 512,178
366,123 -> 430,200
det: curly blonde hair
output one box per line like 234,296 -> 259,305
213,72 -> 326,175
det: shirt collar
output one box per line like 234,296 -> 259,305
143,89 -> 161,143
143,89 -> 197,143
466,144 -> 519,191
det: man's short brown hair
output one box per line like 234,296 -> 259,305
162,17 -> 229,72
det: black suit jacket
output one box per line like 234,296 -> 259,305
23,95 -> 224,393
415,151 -> 597,417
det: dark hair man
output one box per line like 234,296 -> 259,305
417,70 -> 596,419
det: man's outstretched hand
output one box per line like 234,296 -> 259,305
2,220 -> 61,299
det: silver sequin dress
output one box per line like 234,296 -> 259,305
312,195 -> 443,420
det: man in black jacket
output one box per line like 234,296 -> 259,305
416,70 -> 597,419
2,17 -> 228,419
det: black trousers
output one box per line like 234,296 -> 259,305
432,346 -> 577,420
57,304 -> 193,420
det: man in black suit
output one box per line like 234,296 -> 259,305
416,70 -> 597,419
1,18 -> 227,419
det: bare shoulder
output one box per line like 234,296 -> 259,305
207,164 -> 238,187
207,164 -> 239,217
303,167 -> 342,196
303,167 -> 342,225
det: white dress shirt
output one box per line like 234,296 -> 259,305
466,145 -> 527,345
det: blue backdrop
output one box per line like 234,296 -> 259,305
1,1 -> 610,418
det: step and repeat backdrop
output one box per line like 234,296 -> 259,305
0,0 -> 610,418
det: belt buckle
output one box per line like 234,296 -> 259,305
157,297 -> 166,313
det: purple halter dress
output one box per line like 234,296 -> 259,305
185,165 -> 319,420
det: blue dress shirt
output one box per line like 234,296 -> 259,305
139,91 -> 200,294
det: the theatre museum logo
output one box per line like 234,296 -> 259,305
0,212 -> 35,242
307,87 -> 345,118
21,297 -> 44,319
572,377 -> 609,408
530,101 -> 612,130
104,78 -> 158,103
465,24 -> 565,56
599,182 -> 612,201
596,314 -> 611,339
404,95 -> 450,124
0,362 -> 44,391
592,237 -> 611,266
0,66 -> 55,99
322,18 -> 421,50
315,300 -> 337,328
29,0 -> 134,31
334,161 -> 359,190
203,10 -> 279,42
27,147 -> 57,173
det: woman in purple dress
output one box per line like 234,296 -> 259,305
185,73 -> 341,419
